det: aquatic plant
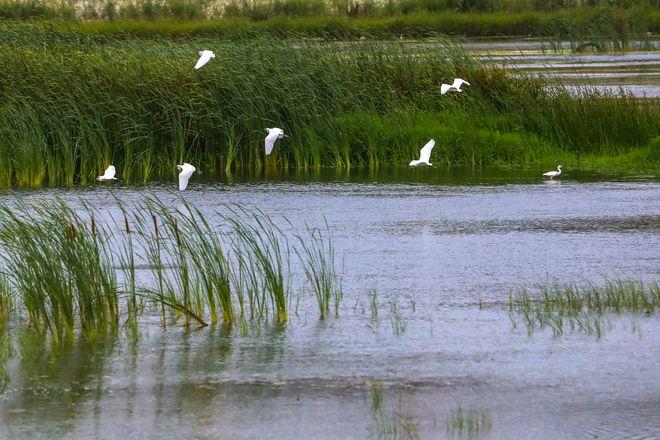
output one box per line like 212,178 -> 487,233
0,202 -> 119,342
295,222 -> 342,319
508,279 -> 659,337
368,381 -> 420,439
0,24 -> 657,188
0,197 -> 341,339
1,0 -> 658,42
445,405 -> 492,438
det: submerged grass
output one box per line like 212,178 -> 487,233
0,197 -> 342,340
0,23 -> 657,187
509,279 -> 659,337
445,405 -> 492,438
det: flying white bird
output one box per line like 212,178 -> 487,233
194,50 -> 215,69
264,127 -> 285,156
97,165 -> 117,181
441,78 -> 471,95
409,139 -> 435,167
177,163 -> 198,191
543,165 -> 563,180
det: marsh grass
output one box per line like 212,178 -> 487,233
0,197 -> 342,340
368,381 -> 420,439
295,221 -> 342,319
445,405 -> 492,438
1,0 -> 658,42
0,24 -> 657,188
509,280 -> 659,337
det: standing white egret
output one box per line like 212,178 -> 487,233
409,139 -> 435,167
177,163 -> 198,191
194,50 -> 215,69
97,165 -> 117,181
543,165 -> 563,180
264,127 -> 285,156
441,78 -> 471,95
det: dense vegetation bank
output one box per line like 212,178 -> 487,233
2,7 -> 658,41
0,24 -> 658,187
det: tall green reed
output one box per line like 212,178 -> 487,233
0,24 -> 657,187
509,279 -> 659,337
0,197 -> 342,338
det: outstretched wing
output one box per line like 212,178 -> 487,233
265,130 -> 280,155
453,78 -> 470,89
418,139 -> 435,163
194,52 -> 211,69
440,84 -> 451,95
178,166 -> 195,191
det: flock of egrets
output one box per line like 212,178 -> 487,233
96,50 -> 563,190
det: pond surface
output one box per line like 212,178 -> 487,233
1,168 -> 659,439
466,39 -> 660,98
396,37 -> 660,98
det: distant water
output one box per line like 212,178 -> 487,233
1,169 -> 659,439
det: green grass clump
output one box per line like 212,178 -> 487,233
1,0 -> 658,42
0,202 -> 119,342
0,197 -> 342,340
445,405 -> 492,438
0,24 -> 657,187
295,222 -> 342,319
509,279 -> 659,337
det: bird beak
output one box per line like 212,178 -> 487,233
197,170 -> 204,175
284,134 -> 289,138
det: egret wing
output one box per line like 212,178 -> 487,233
265,131 -> 280,155
440,84 -> 451,95
178,167 -> 195,191
418,139 -> 435,163
104,165 -> 116,179
453,78 -> 470,88
194,52 -> 211,69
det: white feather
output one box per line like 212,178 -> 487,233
543,165 -> 563,179
441,78 -> 471,95
194,50 -> 215,69
451,78 -> 470,91
265,127 -> 284,156
409,139 -> 435,167
97,165 -> 117,181
177,163 -> 197,190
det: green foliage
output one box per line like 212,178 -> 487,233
509,279 -> 660,337
0,197 -> 342,338
0,24 -> 657,187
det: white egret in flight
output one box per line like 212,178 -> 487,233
264,127 -> 285,156
194,50 -> 215,69
441,78 -> 470,95
177,163 -> 199,191
409,139 -> 435,167
97,165 -> 117,181
543,165 -> 563,180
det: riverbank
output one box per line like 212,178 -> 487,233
2,7 -> 654,41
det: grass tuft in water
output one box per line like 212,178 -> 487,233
445,405 -> 492,438
508,279 -> 659,337
0,196 -> 341,339
295,221 -> 342,319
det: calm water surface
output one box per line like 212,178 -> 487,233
1,168 -> 659,439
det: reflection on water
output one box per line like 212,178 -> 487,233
1,169 -> 659,439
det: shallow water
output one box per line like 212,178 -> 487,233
1,168 -> 659,439
475,42 -> 660,98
